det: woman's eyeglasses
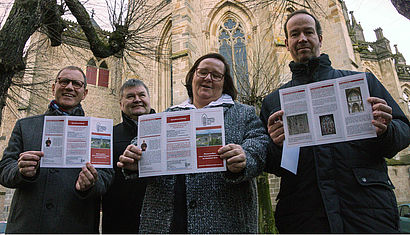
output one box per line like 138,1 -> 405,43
195,68 -> 224,81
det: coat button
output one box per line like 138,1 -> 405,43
46,203 -> 54,209
361,177 -> 367,182
189,200 -> 197,209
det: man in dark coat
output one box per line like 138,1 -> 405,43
260,9 -> 410,233
101,79 -> 154,233
0,66 -> 114,233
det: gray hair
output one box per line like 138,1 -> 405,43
119,79 -> 150,98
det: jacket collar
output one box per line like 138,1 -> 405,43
121,108 -> 156,128
170,94 -> 234,110
289,54 -> 332,84
45,102 -> 85,116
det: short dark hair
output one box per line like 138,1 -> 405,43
284,9 -> 322,39
185,53 -> 237,101
119,79 -> 150,98
56,66 -> 87,88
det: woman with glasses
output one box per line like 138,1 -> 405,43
118,53 -> 269,233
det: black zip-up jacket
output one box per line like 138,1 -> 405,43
101,110 -> 154,233
260,54 -> 410,233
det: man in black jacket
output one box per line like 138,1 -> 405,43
101,79 -> 154,233
260,9 -> 410,233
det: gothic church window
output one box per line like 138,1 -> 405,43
218,18 -> 249,94
98,61 -> 109,88
86,59 -> 97,85
86,59 -> 110,88
403,90 -> 410,112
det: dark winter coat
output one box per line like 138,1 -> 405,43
0,106 -> 114,234
101,111 -> 153,233
260,54 -> 410,233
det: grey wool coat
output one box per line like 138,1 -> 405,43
0,110 -> 114,233
138,101 -> 270,233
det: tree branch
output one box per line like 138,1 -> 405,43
65,0 -> 125,58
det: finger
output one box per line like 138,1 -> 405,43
81,167 -> 95,183
268,124 -> 285,144
86,163 -> 98,180
372,119 -> 387,129
374,104 -> 392,116
76,176 -> 86,191
372,110 -> 392,125
78,171 -> 92,189
119,155 -> 136,164
217,144 -> 233,155
19,153 -> 42,162
117,156 -> 139,171
228,161 -> 246,169
374,110 -> 392,120
18,160 -> 39,168
372,119 -> 387,135
123,149 -> 142,161
117,161 -> 139,171
367,97 -> 387,105
19,167 -> 36,177
218,144 -> 241,157
19,151 -> 44,158
227,161 -> 246,173
268,110 -> 284,126
226,154 -> 246,165
268,124 -> 284,137
117,161 -> 125,168
75,181 -> 81,191
126,144 -> 142,155
273,133 -> 285,146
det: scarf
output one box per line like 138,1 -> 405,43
46,100 -> 85,116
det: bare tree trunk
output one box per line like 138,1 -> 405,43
0,0 -> 44,126
0,72 -> 14,127
257,172 -> 277,233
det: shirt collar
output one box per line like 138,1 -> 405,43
171,94 -> 234,109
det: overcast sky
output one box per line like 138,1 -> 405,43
344,0 -> 410,61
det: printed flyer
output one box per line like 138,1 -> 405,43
137,107 -> 226,177
41,116 -> 113,168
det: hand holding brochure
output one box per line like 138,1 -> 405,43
279,73 -> 376,148
40,116 -> 113,168
137,107 -> 226,177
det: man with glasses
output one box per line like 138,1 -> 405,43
0,66 -> 114,233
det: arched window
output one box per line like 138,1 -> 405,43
98,61 -> 109,87
85,59 -> 109,87
86,59 -> 97,85
157,20 -> 172,111
403,89 -> 410,112
218,18 -> 249,94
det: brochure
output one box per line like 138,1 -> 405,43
279,73 -> 376,148
137,107 -> 226,177
40,116 -> 113,168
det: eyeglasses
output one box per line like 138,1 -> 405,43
56,78 -> 85,89
195,68 -> 224,81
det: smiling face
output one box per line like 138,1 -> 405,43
52,69 -> 88,111
285,13 -> 322,63
120,85 -> 151,120
192,58 -> 225,108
